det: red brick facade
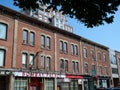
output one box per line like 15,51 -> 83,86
0,5 -> 112,90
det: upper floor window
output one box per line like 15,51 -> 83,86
59,41 -> 68,54
29,54 -> 34,67
119,58 -> 120,65
30,32 -> 35,46
75,45 -> 78,55
41,35 -> 45,48
60,41 -> 63,52
64,42 -> 68,54
71,44 -> 74,55
41,55 -> 45,69
83,48 -> 87,58
23,30 -> 28,44
105,67 -> 109,75
46,37 -> 51,49
99,66 -> 102,75
71,44 -> 78,56
75,62 -> 79,73
60,59 -> 64,71
72,61 -> 75,73
46,57 -> 51,70
22,53 -> 27,68
92,65 -> 96,76
0,23 -> 7,40
104,54 -> 107,62
84,63 -> 88,74
65,60 -> 68,72
90,50 -> 95,60
0,49 -> 6,67
98,52 -> 101,60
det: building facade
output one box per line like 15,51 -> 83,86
0,5 -> 112,90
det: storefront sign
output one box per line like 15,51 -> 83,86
14,72 -> 65,78
66,74 -> 83,79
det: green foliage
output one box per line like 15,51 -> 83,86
13,0 -> 120,28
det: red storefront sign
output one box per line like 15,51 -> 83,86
66,74 -> 83,79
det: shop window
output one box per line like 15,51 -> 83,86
30,32 -> 35,46
23,30 -> 28,44
46,37 -> 51,49
14,78 -> 27,90
83,48 -> 87,58
45,79 -> 54,90
0,23 -> 7,40
0,49 -> 6,67
22,53 -> 27,68
41,35 -> 45,48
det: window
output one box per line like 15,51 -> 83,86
92,65 -> 96,76
22,53 -> 27,68
65,60 -> 68,72
75,45 -> 78,55
71,44 -> 74,55
105,67 -> 108,75
23,30 -> 28,44
29,54 -> 34,66
75,62 -> 79,73
71,44 -> 78,55
91,50 -> 95,60
14,78 -> 27,90
60,59 -> 64,71
112,68 -> 118,74
83,48 -> 87,58
46,57 -> 51,70
0,49 -> 6,67
46,37 -> 51,49
64,42 -> 68,53
30,32 -> 35,46
41,55 -> 45,69
60,41 -> 63,52
119,58 -> 120,65
98,53 -> 101,60
99,66 -> 102,75
41,35 -> 45,48
72,61 -> 75,73
84,63 -> 88,74
0,23 -> 7,40
103,54 -> 107,62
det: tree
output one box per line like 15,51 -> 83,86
13,0 -> 120,28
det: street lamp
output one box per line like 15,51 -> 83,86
29,51 -> 43,71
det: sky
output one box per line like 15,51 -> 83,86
0,0 -> 120,51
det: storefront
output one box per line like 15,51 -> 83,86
83,75 -> 94,90
57,74 -> 83,90
98,76 -> 111,88
14,71 -> 65,90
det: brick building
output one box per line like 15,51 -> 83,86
0,5 -> 111,90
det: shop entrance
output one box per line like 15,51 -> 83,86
28,78 -> 43,90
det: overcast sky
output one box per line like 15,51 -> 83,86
0,0 -> 120,51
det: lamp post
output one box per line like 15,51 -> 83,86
29,51 -> 43,71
